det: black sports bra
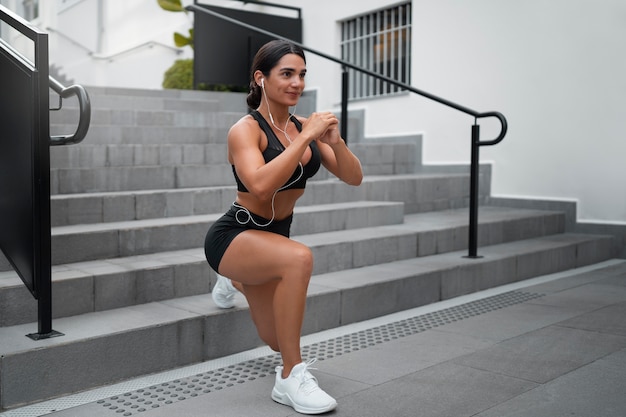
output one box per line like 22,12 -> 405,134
232,110 -> 321,192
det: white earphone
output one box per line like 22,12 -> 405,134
260,78 -> 264,88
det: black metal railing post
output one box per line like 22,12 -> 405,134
466,123 -> 482,258
341,67 -> 349,142
32,28 -> 56,340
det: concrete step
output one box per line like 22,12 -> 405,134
0,206 -> 564,326
48,200 -> 405,265
50,143 -> 228,169
0,233 -> 616,410
49,140 -> 425,194
50,185 -> 236,227
1,200 -> 404,275
50,87 -> 245,145
49,141 -> 417,172
50,123 -> 233,145
51,86 -> 248,113
49,173 -> 476,226
51,106 -> 239,129
50,163 -> 234,194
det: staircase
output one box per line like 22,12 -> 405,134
0,87 -> 618,411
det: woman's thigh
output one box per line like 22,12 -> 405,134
217,229 -> 313,286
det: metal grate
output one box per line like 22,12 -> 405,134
96,290 -> 543,416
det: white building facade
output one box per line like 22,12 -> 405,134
3,0 -> 625,228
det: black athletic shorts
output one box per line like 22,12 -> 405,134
204,204 -> 293,272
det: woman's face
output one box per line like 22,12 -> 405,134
265,53 -> 306,107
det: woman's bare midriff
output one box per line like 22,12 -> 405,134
234,188 -> 304,221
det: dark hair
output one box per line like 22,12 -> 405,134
246,39 -> 306,110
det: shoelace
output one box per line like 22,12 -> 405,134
295,359 -> 320,395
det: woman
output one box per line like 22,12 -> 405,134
204,39 -> 363,415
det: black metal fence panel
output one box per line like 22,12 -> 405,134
0,44 -> 38,295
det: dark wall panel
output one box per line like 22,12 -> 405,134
194,4 -> 302,88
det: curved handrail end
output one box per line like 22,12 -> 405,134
49,81 -> 91,146
476,111 -> 508,147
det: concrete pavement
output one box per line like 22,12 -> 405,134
3,259 -> 626,417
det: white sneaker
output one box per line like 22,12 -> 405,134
272,359 -> 337,415
211,274 -> 237,309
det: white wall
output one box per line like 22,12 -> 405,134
410,0 -> 626,224
294,0 -> 626,225
48,0 -> 193,88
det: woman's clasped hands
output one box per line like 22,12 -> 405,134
302,111 -> 342,145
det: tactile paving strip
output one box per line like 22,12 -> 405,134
98,290 -> 543,416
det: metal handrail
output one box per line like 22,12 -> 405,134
232,0 -> 301,19
46,26 -> 183,61
49,75 -> 91,146
44,26 -> 94,54
0,9 -> 91,146
186,4 -> 508,257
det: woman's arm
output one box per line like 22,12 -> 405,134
317,126 -> 363,186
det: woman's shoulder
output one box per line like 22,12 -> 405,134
228,113 -> 262,146
230,113 -> 258,132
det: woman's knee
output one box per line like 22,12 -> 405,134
286,244 -> 314,276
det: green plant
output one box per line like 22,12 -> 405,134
162,59 -> 193,89
157,0 -> 193,49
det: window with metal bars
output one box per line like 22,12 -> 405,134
340,3 -> 412,100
